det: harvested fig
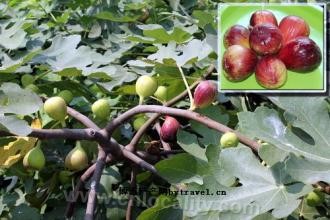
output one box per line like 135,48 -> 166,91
250,10 -> 278,27
224,25 -> 250,48
279,15 -> 310,45
222,45 -> 258,81
278,37 -> 321,72
249,24 -> 283,55
255,56 -> 287,89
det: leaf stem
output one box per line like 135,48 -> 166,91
177,64 -> 194,110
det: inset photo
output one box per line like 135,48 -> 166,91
218,3 -> 327,93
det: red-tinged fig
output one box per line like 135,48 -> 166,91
249,24 -> 283,55
255,56 -> 287,89
250,10 -> 278,27
222,45 -> 257,81
193,81 -> 217,108
160,116 -> 180,142
278,37 -> 321,72
223,25 -> 250,48
279,15 -> 310,45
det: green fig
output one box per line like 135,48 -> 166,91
220,132 -> 239,148
58,170 -> 73,184
65,145 -> 88,171
25,84 -> 39,93
135,75 -> 157,102
154,86 -> 168,102
133,115 -> 148,131
21,74 -> 34,87
23,146 -> 46,170
91,99 -> 110,119
306,190 -> 325,207
44,96 -> 67,121
58,90 -> 73,104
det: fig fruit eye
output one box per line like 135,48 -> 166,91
154,86 -> 168,102
58,90 -> 73,104
278,37 -> 321,72
44,97 -> 67,121
279,15 -> 310,45
255,56 -> 287,89
220,132 -> 239,148
160,116 -> 180,142
91,99 -> 111,119
250,10 -> 278,27
222,45 -> 257,82
249,24 -> 283,55
65,144 -> 88,171
306,190 -> 325,207
23,146 -> 46,170
135,75 -> 158,100
224,25 -> 250,49
193,80 -> 217,109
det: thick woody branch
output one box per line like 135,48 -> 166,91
105,105 -> 260,152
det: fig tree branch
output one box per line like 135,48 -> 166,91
105,105 -> 261,152
126,166 -> 137,220
85,149 -> 107,220
125,64 -> 216,152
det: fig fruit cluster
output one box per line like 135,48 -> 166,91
222,10 -> 322,89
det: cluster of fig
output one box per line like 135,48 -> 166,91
135,75 -> 217,143
223,10 -> 322,89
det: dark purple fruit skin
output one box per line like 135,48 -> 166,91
193,81 -> 217,108
278,37 -> 322,72
256,56 -> 287,89
250,10 -> 278,27
160,116 -> 180,142
222,45 -> 258,82
249,24 -> 283,55
224,25 -> 250,48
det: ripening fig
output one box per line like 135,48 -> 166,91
160,116 -> 180,142
65,144 -> 88,171
91,99 -> 110,119
223,25 -> 250,48
193,81 -> 217,109
58,90 -> 73,104
154,86 -> 168,102
220,132 -> 239,148
21,74 -> 34,87
58,170 -> 73,184
23,146 -> 46,170
44,97 -> 67,121
133,115 -> 148,131
222,45 -> 257,81
250,10 -> 278,27
306,190 -> 325,207
135,75 -> 158,103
